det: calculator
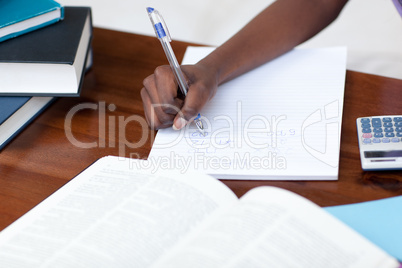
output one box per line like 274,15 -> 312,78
356,116 -> 402,170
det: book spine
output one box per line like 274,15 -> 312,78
60,5 -> 65,19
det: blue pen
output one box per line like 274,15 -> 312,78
146,7 -> 205,135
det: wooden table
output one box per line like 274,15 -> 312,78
1,28 -> 401,232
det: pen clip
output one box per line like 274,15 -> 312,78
156,11 -> 172,42
148,8 -> 172,42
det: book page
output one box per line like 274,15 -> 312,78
155,187 -> 398,268
149,46 -> 347,180
0,156 -> 237,267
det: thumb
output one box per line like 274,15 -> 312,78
172,116 -> 188,130
172,102 -> 200,130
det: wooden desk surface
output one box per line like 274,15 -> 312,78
0,28 -> 401,231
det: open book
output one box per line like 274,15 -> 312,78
0,156 -> 398,267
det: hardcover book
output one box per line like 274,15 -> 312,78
0,96 -> 55,150
0,46 -> 93,150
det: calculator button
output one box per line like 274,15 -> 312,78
362,128 -> 372,133
362,133 -> 372,138
384,127 -> 394,132
361,118 -> 370,124
395,122 -> 402,127
383,122 -> 393,127
373,138 -> 381,143
385,132 -> 395,137
383,117 -> 392,122
382,138 -> 391,143
373,127 -> 383,133
396,127 -> 402,132
374,132 -> 384,138
363,138 -> 372,144
397,132 -> 402,137
372,119 -> 382,127
391,137 -> 400,143
393,117 -> 402,122
361,123 -> 371,128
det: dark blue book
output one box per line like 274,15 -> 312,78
0,96 -> 55,150
0,0 -> 64,42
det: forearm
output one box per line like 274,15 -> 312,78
141,0 -> 349,130
198,0 -> 348,85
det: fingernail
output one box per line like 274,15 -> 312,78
173,117 -> 188,130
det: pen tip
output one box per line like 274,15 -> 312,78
195,119 -> 206,136
146,7 -> 154,13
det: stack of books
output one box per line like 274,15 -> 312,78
0,0 -> 93,150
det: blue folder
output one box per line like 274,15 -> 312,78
325,196 -> 402,261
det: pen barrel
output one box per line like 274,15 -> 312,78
160,39 -> 188,96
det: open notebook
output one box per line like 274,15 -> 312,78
148,47 -> 347,180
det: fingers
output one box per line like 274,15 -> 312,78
141,65 -> 184,129
172,64 -> 218,130
141,64 -> 218,130
173,92 -> 202,130
140,87 -> 167,129
153,66 -> 184,115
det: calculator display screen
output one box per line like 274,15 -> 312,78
364,150 -> 402,158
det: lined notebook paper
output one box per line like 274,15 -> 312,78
148,47 -> 347,180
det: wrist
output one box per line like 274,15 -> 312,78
196,51 -> 225,86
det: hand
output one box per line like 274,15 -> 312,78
141,63 -> 218,130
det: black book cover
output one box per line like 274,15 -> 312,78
0,7 -> 92,64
